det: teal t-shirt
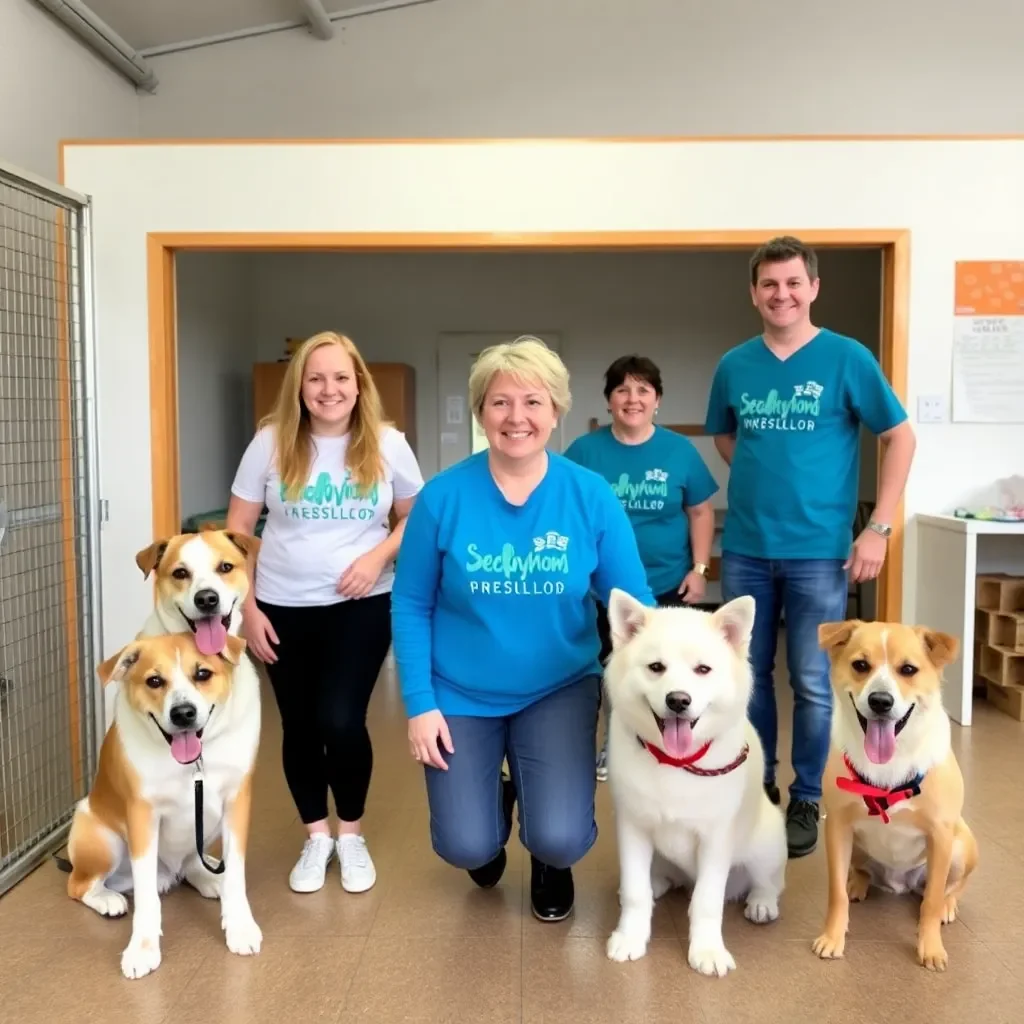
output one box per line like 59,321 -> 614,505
563,425 -> 719,595
704,329 -> 907,560
391,451 -> 656,718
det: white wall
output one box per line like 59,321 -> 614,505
175,253 -> 253,519
136,0 -> 1024,138
60,138 -> 1024,658
0,0 -> 138,181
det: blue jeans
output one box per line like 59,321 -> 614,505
720,553 -> 848,804
424,675 -> 601,871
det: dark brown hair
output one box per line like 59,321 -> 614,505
603,355 -> 663,400
749,235 -> 819,286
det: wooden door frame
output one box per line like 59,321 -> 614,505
147,228 -> 910,620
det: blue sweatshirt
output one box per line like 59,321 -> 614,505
391,450 -> 656,718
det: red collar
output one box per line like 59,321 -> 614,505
835,753 -> 924,824
639,737 -> 750,777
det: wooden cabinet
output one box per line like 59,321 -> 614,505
251,360 -> 417,453
252,361 -> 288,428
370,362 -> 417,452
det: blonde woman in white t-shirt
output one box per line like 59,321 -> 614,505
227,331 -> 424,895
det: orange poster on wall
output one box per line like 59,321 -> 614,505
954,261 -> 1024,316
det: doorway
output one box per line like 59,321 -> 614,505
148,230 -> 909,623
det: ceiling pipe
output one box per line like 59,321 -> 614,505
138,0 -> 441,58
299,0 -> 334,40
33,0 -> 158,92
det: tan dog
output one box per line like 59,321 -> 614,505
811,619 -> 978,971
97,527 -> 262,731
135,526 -> 261,651
66,632 -> 262,979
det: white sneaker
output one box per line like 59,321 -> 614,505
337,834 -> 376,893
288,833 -> 335,893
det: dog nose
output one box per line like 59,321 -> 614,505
665,691 -> 691,714
194,588 -> 219,614
867,691 -> 894,715
170,703 -> 198,728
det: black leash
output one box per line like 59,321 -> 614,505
53,759 -> 224,877
193,760 -> 225,875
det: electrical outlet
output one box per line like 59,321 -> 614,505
917,394 -> 947,424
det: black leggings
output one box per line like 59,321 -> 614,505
257,593 -> 392,825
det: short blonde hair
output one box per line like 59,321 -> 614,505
468,336 -> 572,418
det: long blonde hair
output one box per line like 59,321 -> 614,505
262,331 -> 388,500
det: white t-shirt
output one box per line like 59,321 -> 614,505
230,424 -> 424,607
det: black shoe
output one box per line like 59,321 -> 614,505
468,848 -> 507,888
764,782 -> 781,806
467,774 -> 517,889
786,799 -> 820,858
530,856 -> 574,922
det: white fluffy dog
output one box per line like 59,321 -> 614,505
603,589 -> 788,977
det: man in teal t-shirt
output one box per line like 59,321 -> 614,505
704,236 -> 916,859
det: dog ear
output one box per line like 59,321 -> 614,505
818,620 -> 859,653
135,540 -> 169,578
224,530 -> 262,561
711,596 -> 755,650
916,627 -> 960,669
607,588 -> 649,647
97,645 -> 141,686
220,635 -> 248,666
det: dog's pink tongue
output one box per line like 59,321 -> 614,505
661,717 -> 694,759
195,616 -> 227,655
865,719 -> 896,764
170,731 -> 202,765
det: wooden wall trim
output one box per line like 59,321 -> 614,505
60,135 -> 1024,163
148,237 -> 179,539
877,232 -> 910,622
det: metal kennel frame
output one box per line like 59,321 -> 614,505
0,158 -> 104,895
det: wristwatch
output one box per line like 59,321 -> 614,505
867,520 -> 892,538
693,562 -> 709,577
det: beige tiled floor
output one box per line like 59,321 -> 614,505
3,649 -> 1024,1023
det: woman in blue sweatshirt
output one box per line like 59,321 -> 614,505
391,336 -> 654,922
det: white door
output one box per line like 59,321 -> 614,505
436,331 -> 563,472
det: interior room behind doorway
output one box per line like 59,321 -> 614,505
175,247 -> 884,614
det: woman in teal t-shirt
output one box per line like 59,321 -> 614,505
563,354 -> 719,780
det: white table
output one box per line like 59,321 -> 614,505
915,513 -> 1024,725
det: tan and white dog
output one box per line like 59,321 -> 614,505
812,619 -> 979,972
99,528 -> 263,731
66,632 -> 263,979
134,526 -> 260,651
603,589 -> 788,978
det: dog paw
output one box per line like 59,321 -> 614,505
942,895 -> 959,924
187,873 -> 223,900
606,928 -> 649,962
744,895 -> 779,924
224,913 -> 263,956
847,871 -> 871,903
84,888 -> 128,918
120,939 -> 161,980
917,933 -> 948,972
811,931 -> 846,960
688,942 -> 736,977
